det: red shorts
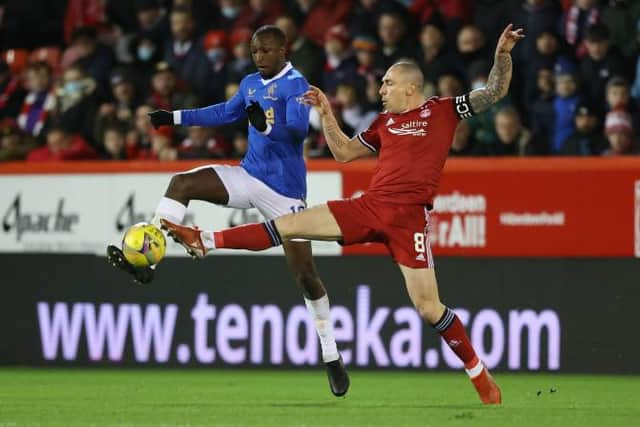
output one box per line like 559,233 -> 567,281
327,194 -> 434,268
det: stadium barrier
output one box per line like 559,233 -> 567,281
1,254 -> 638,373
1,157 -> 640,257
1,159 -> 638,372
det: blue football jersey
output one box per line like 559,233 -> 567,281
177,62 -> 311,200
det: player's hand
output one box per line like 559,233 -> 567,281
495,24 -> 525,56
246,100 -> 267,132
302,86 -> 331,117
148,110 -> 174,129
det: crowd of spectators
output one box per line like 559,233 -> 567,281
1,0 -> 639,161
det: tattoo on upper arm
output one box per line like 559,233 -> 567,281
469,52 -> 512,114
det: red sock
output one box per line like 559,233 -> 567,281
432,307 -> 478,369
213,220 -> 282,251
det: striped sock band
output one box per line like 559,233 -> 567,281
263,220 -> 283,246
432,307 -> 455,332
465,356 -> 484,378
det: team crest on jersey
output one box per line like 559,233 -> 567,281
388,120 -> 428,136
263,83 -> 278,100
420,108 -> 431,118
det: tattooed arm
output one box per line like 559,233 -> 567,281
302,86 -> 372,163
469,24 -> 525,114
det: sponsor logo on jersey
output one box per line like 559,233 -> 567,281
415,253 -> 426,261
420,108 -> 431,118
387,120 -> 428,136
247,88 -> 256,97
386,117 -> 395,126
263,83 -> 278,100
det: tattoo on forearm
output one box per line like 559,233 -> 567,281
469,52 -> 512,113
322,115 -> 350,159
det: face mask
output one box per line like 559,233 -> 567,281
206,48 -> 226,63
64,80 -> 82,95
471,80 -> 485,91
137,46 -> 154,61
221,6 -> 240,19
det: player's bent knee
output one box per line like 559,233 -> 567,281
414,300 -> 443,324
167,174 -> 193,198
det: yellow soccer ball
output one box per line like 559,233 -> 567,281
121,222 -> 166,267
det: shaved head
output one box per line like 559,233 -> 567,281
389,61 -> 424,91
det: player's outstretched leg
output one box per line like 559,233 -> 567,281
433,307 -> 502,404
159,219 -> 207,258
402,266 -> 501,405
106,245 -> 155,284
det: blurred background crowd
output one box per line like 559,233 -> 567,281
0,0 -> 639,162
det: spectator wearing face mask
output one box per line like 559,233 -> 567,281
202,30 -> 230,104
61,27 -> 115,94
54,64 -> 100,147
226,28 -> 256,84
134,0 -> 170,47
215,0 -> 251,32
464,61 -> 512,152
129,36 -> 164,96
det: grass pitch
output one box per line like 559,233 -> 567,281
0,369 -> 638,426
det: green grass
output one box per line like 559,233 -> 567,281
0,369 -> 639,426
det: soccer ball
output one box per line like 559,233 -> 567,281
121,222 -> 166,267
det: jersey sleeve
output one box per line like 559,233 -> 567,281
356,114 -> 383,152
178,80 -> 247,126
263,77 -> 310,142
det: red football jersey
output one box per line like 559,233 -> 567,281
357,95 -> 473,207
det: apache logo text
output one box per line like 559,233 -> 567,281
2,194 -> 79,241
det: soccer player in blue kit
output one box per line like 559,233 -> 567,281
106,25 -> 349,397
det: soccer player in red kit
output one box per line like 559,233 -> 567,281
161,24 -> 524,404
